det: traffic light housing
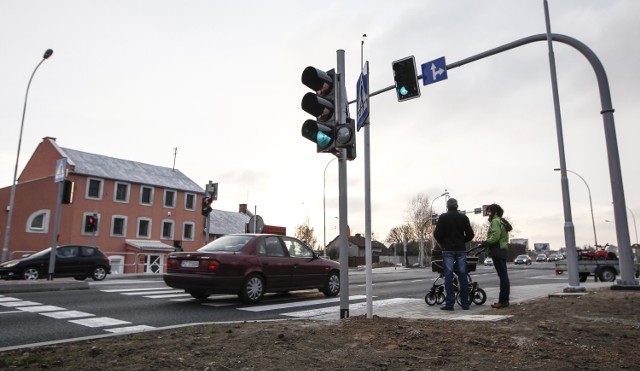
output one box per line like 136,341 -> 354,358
201,196 -> 213,216
62,180 -> 74,204
301,67 -> 337,153
392,56 -> 421,102
86,213 -> 98,232
336,117 -> 356,160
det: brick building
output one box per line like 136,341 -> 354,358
0,137 -> 205,273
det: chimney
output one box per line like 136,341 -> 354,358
239,204 -> 247,214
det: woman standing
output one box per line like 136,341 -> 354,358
483,204 -> 510,308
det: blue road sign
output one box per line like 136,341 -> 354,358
421,56 -> 448,86
356,67 -> 369,131
54,158 -> 67,183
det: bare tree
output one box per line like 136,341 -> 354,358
405,193 -> 432,241
294,223 -> 317,249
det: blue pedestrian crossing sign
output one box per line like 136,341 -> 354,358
54,158 -> 67,183
356,62 -> 370,131
421,56 -> 448,86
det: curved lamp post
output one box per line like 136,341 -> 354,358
554,168 -> 598,247
2,49 -> 53,263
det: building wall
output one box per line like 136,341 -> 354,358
0,140 -> 206,261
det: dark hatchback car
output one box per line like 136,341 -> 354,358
163,234 -> 340,304
0,245 -> 111,281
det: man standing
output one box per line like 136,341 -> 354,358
433,198 -> 475,310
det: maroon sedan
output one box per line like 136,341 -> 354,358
163,234 -> 340,304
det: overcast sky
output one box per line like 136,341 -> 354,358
1,0 -> 638,251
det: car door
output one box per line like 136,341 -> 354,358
280,237 -> 325,288
55,245 -> 81,277
256,237 -> 294,290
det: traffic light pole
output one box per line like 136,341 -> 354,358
47,178 -> 65,280
335,49 -> 350,319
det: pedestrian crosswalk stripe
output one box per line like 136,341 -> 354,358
40,310 -> 95,319
69,317 -> 131,328
18,305 -> 65,313
238,295 -> 367,312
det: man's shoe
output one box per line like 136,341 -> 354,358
440,306 -> 454,311
462,306 -> 470,310
491,302 -> 509,309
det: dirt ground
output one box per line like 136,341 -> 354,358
1,288 -> 639,370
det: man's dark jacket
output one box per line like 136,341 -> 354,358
433,209 -> 475,251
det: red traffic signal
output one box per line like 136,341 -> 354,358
201,196 -> 213,216
86,214 -> 98,232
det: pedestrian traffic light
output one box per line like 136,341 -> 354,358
86,213 -> 98,232
301,67 -> 337,153
336,117 -> 356,160
201,196 -> 213,216
392,56 -> 421,102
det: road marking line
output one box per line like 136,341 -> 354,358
18,305 -> 66,313
41,310 -> 95,319
0,297 -> 21,302
100,287 -> 173,293
69,317 -> 131,328
122,290 -> 185,296
143,293 -> 192,299
0,300 -> 41,307
105,325 -> 156,334
238,295 -> 368,312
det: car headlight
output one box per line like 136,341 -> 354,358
0,260 -> 19,268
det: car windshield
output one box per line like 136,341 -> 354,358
198,235 -> 254,252
517,255 -> 528,259
27,247 -> 52,258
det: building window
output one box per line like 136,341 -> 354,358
161,220 -> 174,240
111,215 -> 127,237
86,178 -> 103,200
26,210 -> 50,234
185,193 -> 196,210
164,190 -> 176,208
140,186 -> 154,206
183,222 -> 195,240
82,213 -> 100,235
137,218 -> 152,238
114,182 -> 130,203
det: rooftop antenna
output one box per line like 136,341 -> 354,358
172,147 -> 178,171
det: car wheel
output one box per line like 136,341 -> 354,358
239,273 -> 264,304
91,267 -> 107,281
74,276 -> 87,281
321,271 -> 340,297
22,267 -> 40,280
598,267 -> 616,282
189,291 -> 210,300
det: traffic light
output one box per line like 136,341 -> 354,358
301,67 -> 337,153
86,213 -> 98,232
392,56 -> 421,102
337,117 -> 356,160
201,196 -> 213,216
62,180 -> 74,204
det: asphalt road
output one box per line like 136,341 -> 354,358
0,264 -> 563,350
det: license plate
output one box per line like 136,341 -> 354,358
180,260 -> 199,268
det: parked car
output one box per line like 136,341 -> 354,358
163,234 -> 341,304
484,257 -> 493,266
0,245 -> 111,281
514,254 -> 532,265
536,254 -> 547,262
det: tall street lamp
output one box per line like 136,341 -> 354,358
2,49 -> 53,263
323,157 -> 337,256
554,168 -> 598,247
627,208 -> 638,245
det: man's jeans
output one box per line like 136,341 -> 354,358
442,250 -> 470,308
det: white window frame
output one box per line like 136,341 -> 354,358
182,221 -> 195,241
26,209 -> 51,234
184,193 -> 196,211
113,182 -> 130,203
111,215 -> 128,237
140,185 -> 154,206
86,178 -> 103,200
161,219 -> 175,240
137,217 -> 152,238
163,189 -> 176,209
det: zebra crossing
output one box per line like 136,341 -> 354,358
0,295 -> 156,334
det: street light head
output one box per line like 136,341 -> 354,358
43,49 -> 53,59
